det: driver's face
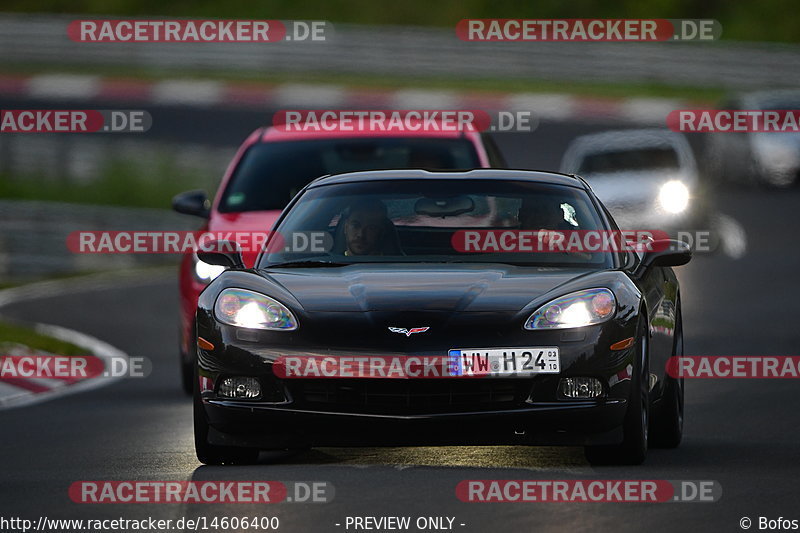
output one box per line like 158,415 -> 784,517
344,209 -> 385,255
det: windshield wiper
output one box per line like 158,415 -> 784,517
264,260 -> 349,268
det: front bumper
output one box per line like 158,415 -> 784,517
203,397 -> 627,448
196,324 -> 637,448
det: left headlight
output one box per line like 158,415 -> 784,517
524,288 -> 616,330
214,288 -> 298,330
193,254 -> 225,283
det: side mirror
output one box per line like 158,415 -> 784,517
640,239 -> 692,271
197,240 -> 244,270
172,190 -> 210,218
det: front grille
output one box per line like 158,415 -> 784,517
289,379 -> 533,414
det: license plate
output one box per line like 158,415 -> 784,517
448,347 -> 560,377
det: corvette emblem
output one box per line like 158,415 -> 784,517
388,327 -> 430,337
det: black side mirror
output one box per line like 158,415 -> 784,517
197,240 -> 244,270
172,190 -> 210,218
639,239 -> 692,272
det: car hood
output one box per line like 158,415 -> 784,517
261,264 -> 596,313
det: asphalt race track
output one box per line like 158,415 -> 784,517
1,102 -> 799,532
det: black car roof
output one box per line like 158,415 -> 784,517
306,169 -> 588,190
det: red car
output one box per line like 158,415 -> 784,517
172,125 -> 505,392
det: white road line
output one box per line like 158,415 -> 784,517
0,323 -> 127,410
391,88 -> 459,110
27,74 -> 101,100
507,93 -> 577,121
151,79 -> 223,106
5,73 -> 688,125
272,83 -> 347,107
0,267 -> 172,309
620,97 -> 685,124
0,269 -> 171,410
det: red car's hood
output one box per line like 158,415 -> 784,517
208,210 -> 281,267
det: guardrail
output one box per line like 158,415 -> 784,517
0,200 -> 197,280
1,14 -> 799,89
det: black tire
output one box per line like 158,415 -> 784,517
585,317 -> 650,466
650,305 -> 684,448
193,366 -> 259,465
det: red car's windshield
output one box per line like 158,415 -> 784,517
218,138 -> 480,213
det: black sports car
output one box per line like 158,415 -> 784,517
193,169 -> 691,465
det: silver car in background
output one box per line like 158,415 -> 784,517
704,90 -> 800,188
560,129 -> 705,233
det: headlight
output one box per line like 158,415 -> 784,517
214,288 -> 298,330
525,288 -> 616,330
194,255 -> 225,283
658,181 -> 690,214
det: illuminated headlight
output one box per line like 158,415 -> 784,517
214,288 -> 298,330
194,255 -> 225,283
525,288 -> 616,330
658,181 -> 690,214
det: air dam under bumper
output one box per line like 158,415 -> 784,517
202,398 -> 628,448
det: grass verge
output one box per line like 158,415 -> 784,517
0,321 -> 86,356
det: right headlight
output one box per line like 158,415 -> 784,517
214,288 -> 298,330
524,288 -> 616,330
657,180 -> 690,214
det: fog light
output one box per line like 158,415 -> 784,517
558,377 -> 604,399
218,377 -> 261,399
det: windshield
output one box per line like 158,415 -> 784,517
218,138 -> 480,212
259,179 -> 614,269
578,147 -> 681,174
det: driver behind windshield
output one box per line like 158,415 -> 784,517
342,199 -> 394,256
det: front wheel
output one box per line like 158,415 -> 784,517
650,304 -> 684,448
585,318 -> 650,465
